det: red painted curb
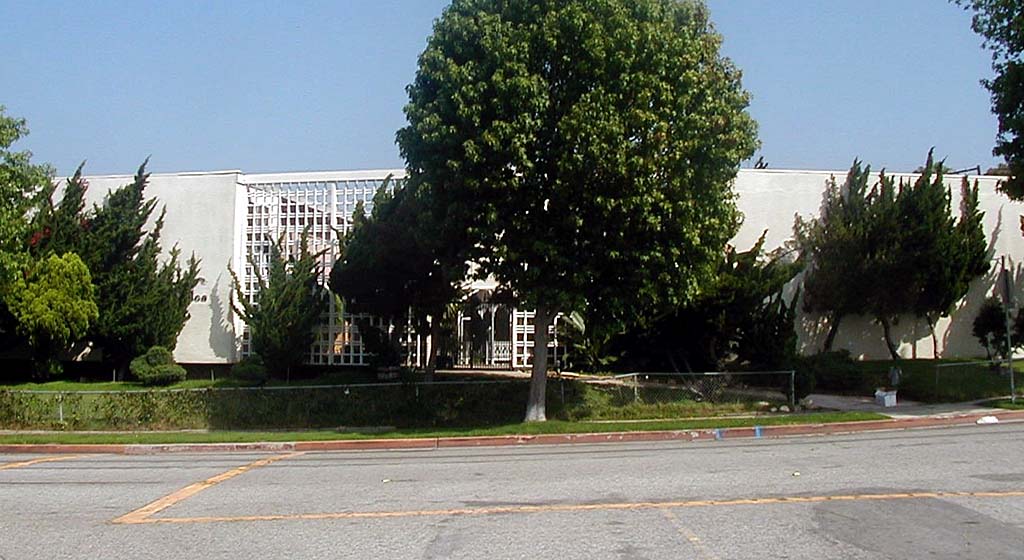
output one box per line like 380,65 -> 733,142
1,410 -> 1021,455
294,438 -> 437,452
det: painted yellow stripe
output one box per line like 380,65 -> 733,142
113,451 -> 304,524
0,455 -> 84,471
663,508 -> 720,560
117,489 -> 1024,525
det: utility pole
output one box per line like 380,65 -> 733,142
1001,256 -> 1017,403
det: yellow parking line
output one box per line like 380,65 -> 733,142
113,451 -> 304,524
663,508 -> 720,560
118,489 -> 1024,525
0,455 -> 84,471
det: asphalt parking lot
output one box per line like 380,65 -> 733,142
2,423 -> 1023,559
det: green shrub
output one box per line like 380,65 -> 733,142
796,350 -> 873,394
130,346 -> 186,386
231,356 -> 269,384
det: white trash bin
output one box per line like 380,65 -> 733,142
874,389 -> 897,407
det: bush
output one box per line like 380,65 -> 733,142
130,346 -> 186,386
796,350 -> 872,394
356,319 -> 403,370
232,356 -> 269,384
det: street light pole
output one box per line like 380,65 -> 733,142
1001,256 -> 1017,404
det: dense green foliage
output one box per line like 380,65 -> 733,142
231,355 -> 269,384
6,253 -> 98,377
958,0 -> 1024,198
0,107 -> 51,299
129,346 -> 187,386
796,350 -> 864,394
971,296 -> 1024,358
633,233 -> 801,373
796,153 -> 988,358
399,0 -> 758,420
329,177 -> 463,371
0,378 -> 795,431
230,232 -> 328,376
31,164 -> 200,371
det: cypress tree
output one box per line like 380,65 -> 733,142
230,231 -> 328,377
31,161 -> 200,373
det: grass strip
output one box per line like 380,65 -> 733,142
989,398 -> 1024,410
0,411 -> 887,445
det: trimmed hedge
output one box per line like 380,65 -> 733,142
0,378 -> 776,431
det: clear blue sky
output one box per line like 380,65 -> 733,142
0,0 -> 1001,176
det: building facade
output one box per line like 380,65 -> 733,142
74,167 -> 1022,366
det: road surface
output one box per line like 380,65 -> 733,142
2,423 -> 1023,559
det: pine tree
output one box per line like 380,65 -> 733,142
31,162 -> 200,373
798,153 -> 989,359
230,231 -> 328,377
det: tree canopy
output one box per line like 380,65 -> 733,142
329,176 -> 464,372
0,107 -> 51,299
958,0 -> 1024,198
30,163 -> 201,371
7,253 -> 98,377
797,153 -> 988,358
627,233 -> 800,373
398,0 -> 758,420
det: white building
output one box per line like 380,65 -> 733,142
75,167 -> 1023,367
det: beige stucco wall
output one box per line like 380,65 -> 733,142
75,170 -> 242,364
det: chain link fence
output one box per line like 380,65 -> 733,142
928,360 -> 1019,403
0,371 -> 799,431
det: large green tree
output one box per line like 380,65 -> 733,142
230,232 -> 329,377
0,107 -> 52,300
7,253 -> 98,377
398,0 -> 758,421
31,163 -> 201,372
958,0 -> 1024,198
329,176 -> 464,373
907,166 -> 990,356
795,162 -> 876,352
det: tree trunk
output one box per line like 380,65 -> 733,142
926,315 -> 939,359
823,313 -> 842,352
524,306 -> 554,422
425,314 -> 442,382
879,316 -> 900,360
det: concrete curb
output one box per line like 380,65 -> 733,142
2,410 -> 1023,455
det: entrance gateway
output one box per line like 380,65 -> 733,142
453,290 -> 563,369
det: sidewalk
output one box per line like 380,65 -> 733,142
2,408 -> 1022,455
807,393 -> 1008,419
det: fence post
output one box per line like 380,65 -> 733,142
789,370 -> 796,410
633,375 -> 639,404
1011,361 -> 1018,404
